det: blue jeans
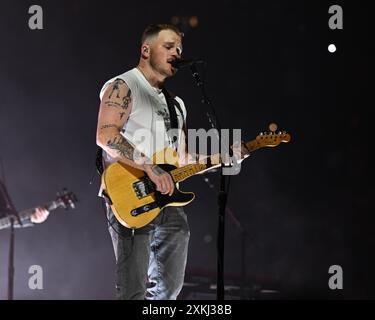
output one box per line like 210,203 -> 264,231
106,204 -> 190,300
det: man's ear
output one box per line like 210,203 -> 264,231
141,44 -> 150,58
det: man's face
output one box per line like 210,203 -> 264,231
148,29 -> 182,77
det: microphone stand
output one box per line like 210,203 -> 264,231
188,63 -> 230,300
8,216 -> 17,300
202,175 -> 248,299
0,172 -> 22,300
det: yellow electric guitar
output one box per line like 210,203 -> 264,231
101,131 -> 291,229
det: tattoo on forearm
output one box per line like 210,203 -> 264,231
107,135 -> 135,160
100,124 -> 118,130
108,79 -> 124,99
151,165 -> 165,176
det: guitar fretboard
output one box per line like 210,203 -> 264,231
0,200 -> 59,230
171,164 -> 209,183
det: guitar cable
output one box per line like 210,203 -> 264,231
99,198 -> 136,249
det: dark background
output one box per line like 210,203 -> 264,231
0,0 -> 372,299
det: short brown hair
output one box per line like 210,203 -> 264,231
141,24 -> 183,44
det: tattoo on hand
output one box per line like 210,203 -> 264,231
151,165 -> 165,176
107,135 -> 135,160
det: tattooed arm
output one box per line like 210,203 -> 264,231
96,79 -> 147,170
96,79 -> 175,195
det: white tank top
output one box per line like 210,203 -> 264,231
99,68 -> 187,167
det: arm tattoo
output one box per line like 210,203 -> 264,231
104,86 -> 132,120
108,79 -> 124,99
119,89 -> 132,119
107,135 -> 135,160
104,101 -> 122,108
151,165 -> 165,176
100,124 -> 118,130
121,89 -> 132,110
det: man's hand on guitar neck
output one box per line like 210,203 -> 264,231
234,140 -> 251,159
30,207 -> 50,224
144,164 -> 175,196
182,140 -> 250,168
224,140 -> 250,165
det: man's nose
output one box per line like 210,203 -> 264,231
174,48 -> 181,58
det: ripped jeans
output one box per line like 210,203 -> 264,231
106,203 -> 190,300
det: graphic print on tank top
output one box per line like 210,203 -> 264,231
155,107 -> 171,132
154,102 -> 178,148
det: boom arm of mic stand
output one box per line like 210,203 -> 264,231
189,64 -> 221,134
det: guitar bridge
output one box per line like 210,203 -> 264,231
132,178 -> 154,199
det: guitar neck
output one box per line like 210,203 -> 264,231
245,139 -> 264,153
170,138 -> 260,183
0,200 -> 59,230
171,163 -> 210,183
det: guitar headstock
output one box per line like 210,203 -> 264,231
54,188 -> 78,210
255,131 -> 291,147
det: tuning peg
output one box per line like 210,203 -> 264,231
268,122 -> 278,133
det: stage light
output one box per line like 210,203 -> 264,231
189,16 -> 199,28
328,44 -> 337,53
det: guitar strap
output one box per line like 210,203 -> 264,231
162,88 -> 187,147
95,148 -> 103,175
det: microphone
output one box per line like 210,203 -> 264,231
170,59 -> 204,69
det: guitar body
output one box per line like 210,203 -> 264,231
102,160 -> 195,229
